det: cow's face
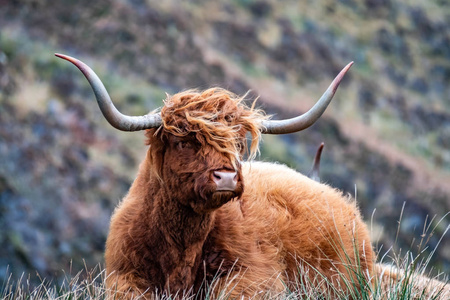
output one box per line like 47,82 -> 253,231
163,132 -> 244,213
146,88 -> 264,214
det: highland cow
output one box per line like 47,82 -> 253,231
56,53 -> 375,299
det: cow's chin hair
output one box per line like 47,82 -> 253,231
191,189 -> 242,214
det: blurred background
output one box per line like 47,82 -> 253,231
0,0 -> 449,285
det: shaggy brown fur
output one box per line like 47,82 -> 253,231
105,88 -> 374,299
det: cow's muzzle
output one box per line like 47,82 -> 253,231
212,170 -> 238,192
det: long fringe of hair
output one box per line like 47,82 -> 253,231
152,88 -> 268,160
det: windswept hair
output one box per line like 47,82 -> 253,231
153,88 -> 268,160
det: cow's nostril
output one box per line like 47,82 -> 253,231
213,171 -> 238,191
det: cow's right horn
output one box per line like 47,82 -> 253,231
55,53 -> 162,131
260,62 -> 353,134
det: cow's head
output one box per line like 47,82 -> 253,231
55,54 -> 352,213
145,88 -> 263,212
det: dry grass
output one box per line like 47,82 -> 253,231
1,260 -> 447,299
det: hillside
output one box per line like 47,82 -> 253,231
0,0 -> 449,285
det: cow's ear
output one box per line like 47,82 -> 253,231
146,129 -> 166,180
149,143 -> 165,181
145,128 -> 158,146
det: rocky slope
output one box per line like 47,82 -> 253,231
0,0 -> 449,284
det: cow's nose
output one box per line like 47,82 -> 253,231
212,171 -> 238,191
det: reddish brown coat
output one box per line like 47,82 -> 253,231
104,89 -> 374,299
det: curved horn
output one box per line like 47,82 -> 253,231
260,62 -> 353,134
55,53 -> 162,131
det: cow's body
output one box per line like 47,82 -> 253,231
106,161 -> 373,298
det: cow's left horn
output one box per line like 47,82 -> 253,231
55,53 -> 162,131
260,62 -> 353,134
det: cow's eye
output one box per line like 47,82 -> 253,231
177,141 -> 191,150
236,141 -> 245,153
